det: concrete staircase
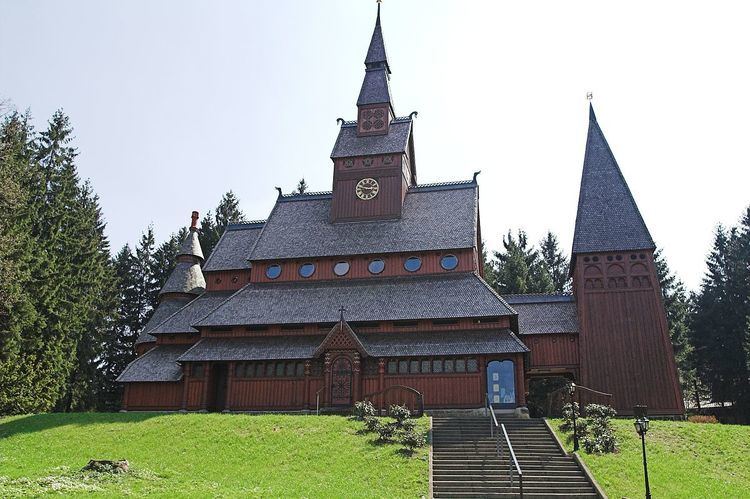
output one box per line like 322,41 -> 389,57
431,416 -> 599,498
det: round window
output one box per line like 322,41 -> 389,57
299,263 -> 316,278
368,259 -> 385,274
440,254 -> 459,270
404,256 -> 422,272
333,261 -> 350,277
265,264 -> 282,280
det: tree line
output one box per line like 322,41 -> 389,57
1,110 -> 748,418
0,109 -> 246,414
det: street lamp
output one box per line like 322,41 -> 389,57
633,405 -> 652,499
569,382 -> 579,451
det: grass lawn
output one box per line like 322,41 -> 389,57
549,418 -> 750,498
0,413 -> 429,498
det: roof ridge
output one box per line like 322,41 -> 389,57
188,284 -> 252,331
279,190 -> 333,199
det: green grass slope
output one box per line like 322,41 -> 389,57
0,413 -> 429,498
549,418 -> 750,498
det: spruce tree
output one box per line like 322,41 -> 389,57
293,178 -> 308,194
492,230 -> 554,294
539,231 -> 571,293
199,191 -> 247,258
654,248 -> 697,405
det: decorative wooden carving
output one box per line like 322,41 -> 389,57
331,357 -> 353,406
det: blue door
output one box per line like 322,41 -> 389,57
487,360 -> 516,409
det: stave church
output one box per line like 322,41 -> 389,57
117,6 -> 684,416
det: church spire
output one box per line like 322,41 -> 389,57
365,3 -> 390,73
356,4 -> 394,135
160,211 -> 206,297
571,104 -> 654,255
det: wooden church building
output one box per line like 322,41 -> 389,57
118,6 -> 684,416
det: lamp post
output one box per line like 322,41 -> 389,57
569,382 -> 579,451
633,405 -> 651,499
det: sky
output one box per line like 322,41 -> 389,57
2,0 -> 749,291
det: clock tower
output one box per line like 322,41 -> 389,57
329,4 -> 417,223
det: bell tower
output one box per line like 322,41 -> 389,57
329,4 -> 417,223
571,105 -> 684,415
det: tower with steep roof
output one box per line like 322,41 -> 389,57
329,5 -> 417,222
570,105 -> 683,415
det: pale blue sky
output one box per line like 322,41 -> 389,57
2,1 -> 749,290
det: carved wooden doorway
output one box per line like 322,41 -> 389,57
331,357 -> 353,406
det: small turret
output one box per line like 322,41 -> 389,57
160,211 -> 206,297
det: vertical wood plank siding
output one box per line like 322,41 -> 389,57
124,382 -> 182,410
526,334 -> 579,368
574,250 -> 684,415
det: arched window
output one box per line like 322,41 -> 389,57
487,360 -> 516,408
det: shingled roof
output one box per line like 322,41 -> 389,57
572,105 -> 655,255
330,118 -> 411,158
117,345 -> 189,382
202,222 -> 264,272
357,68 -> 392,107
176,329 -> 526,363
178,229 -> 204,261
365,4 -> 390,73
194,273 -> 514,328
504,294 -> 579,335
249,181 -> 477,261
160,261 -> 206,296
135,297 -> 194,345
178,336 -> 324,362
360,329 -> 528,356
149,291 -> 236,336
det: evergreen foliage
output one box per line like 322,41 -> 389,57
690,214 -> 750,417
199,191 -> 246,257
293,178 -> 308,194
490,230 -> 554,294
0,110 -> 117,415
539,231 -> 571,292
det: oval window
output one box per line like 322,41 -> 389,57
265,264 -> 282,280
299,263 -> 315,278
440,254 -> 459,270
368,259 -> 385,275
333,261 -> 350,277
404,256 -> 422,272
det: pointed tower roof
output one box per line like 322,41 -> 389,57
159,211 -> 206,296
572,104 -> 655,254
365,3 -> 390,73
357,4 -> 393,108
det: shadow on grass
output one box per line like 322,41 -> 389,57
0,412 -> 162,439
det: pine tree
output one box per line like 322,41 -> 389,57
690,223 -> 750,412
654,248 -> 698,405
200,191 -> 247,258
0,112 -> 48,415
152,227 -> 187,291
492,230 -> 554,294
539,231 -> 571,293
136,227 -> 160,318
293,178 -> 308,194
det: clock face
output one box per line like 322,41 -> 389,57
355,178 -> 379,200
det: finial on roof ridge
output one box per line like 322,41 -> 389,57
190,211 -> 199,231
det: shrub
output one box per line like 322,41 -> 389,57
352,400 -> 376,421
688,414 -> 718,424
560,402 -> 581,432
400,419 -> 416,433
401,429 -> 426,451
581,403 -> 618,454
363,415 -> 381,433
389,404 -> 411,425
376,422 -> 399,443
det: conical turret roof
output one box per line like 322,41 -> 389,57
572,104 -> 655,254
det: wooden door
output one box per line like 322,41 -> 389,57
208,363 -> 228,412
331,357 -> 353,406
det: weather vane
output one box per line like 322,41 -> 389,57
586,92 -> 593,101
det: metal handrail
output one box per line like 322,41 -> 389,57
487,394 -> 524,497
315,386 -> 326,415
